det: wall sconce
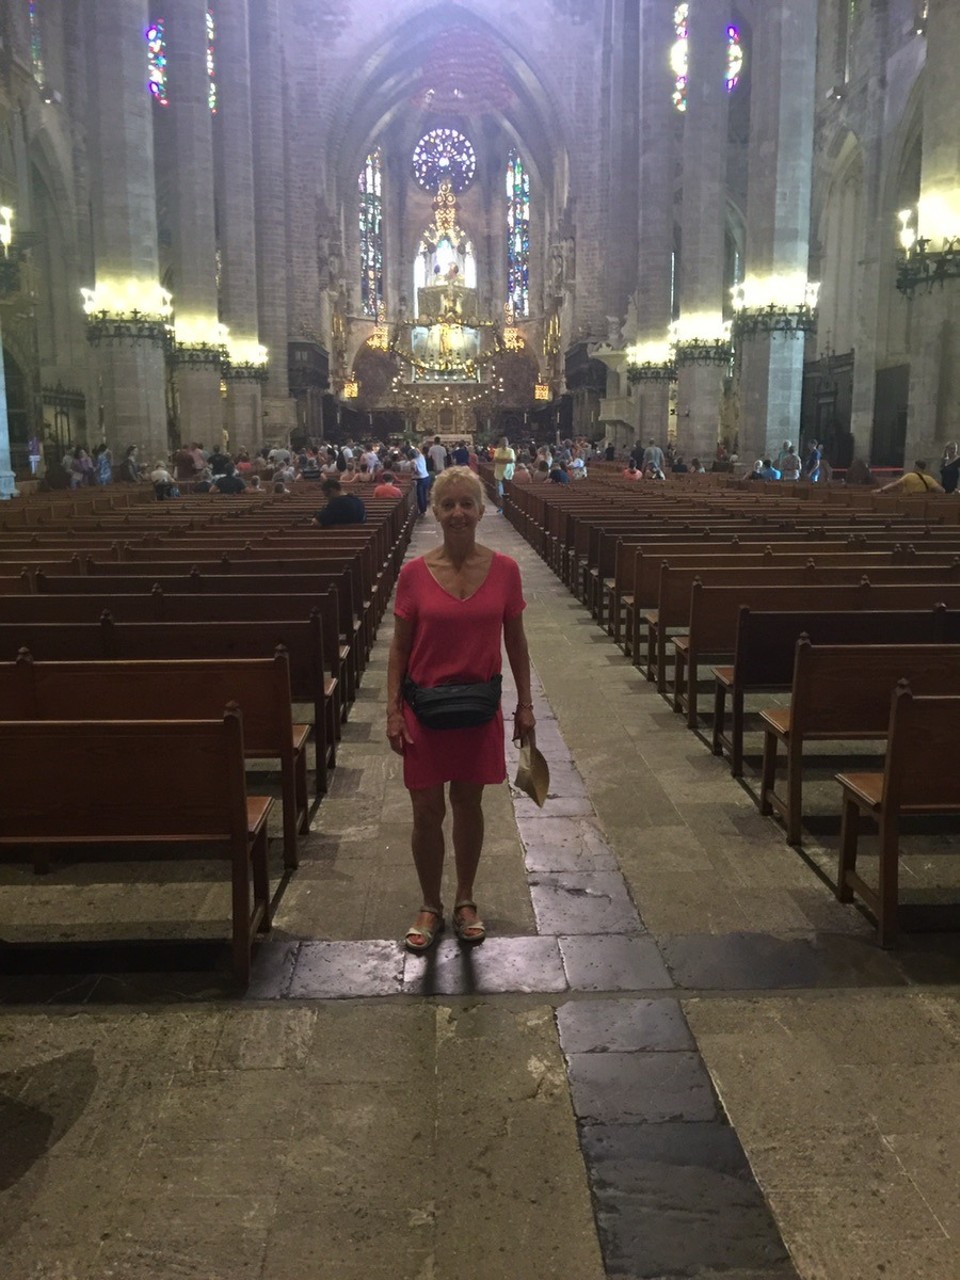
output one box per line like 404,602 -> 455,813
341,378 -> 359,400
670,314 -> 733,367
896,200 -> 960,296
534,383 -> 550,401
81,278 -> 173,346
730,274 -> 820,339
223,338 -> 269,383
625,338 -> 676,384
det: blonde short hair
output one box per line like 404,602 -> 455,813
431,465 -> 484,512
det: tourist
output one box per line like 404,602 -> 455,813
312,475 -> 366,524
879,460 -> 944,494
373,470 -> 402,498
940,442 -> 960,494
386,467 -> 534,952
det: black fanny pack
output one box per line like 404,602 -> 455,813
403,675 -> 502,730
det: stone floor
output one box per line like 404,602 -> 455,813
2,509 -> 960,1279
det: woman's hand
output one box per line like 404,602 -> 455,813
386,708 -> 413,755
512,705 -> 536,745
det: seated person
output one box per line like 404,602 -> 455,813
642,463 -> 665,481
880,460 -> 945,494
150,460 -> 177,500
312,477 -> 366,525
511,462 -> 533,485
548,461 -> 570,485
758,458 -> 781,481
373,470 -> 402,498
210,461 -> 246,494
622,462 -> 642,480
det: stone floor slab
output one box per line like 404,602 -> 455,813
660,930 -> 909,990
286,939 -> 404,998
529,871 -> 642,935
556,998 -> 695,1055
565,1051 -> 718,1125
402,935 -> 567,995
559,934 -> 673,991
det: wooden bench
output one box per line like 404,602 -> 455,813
4,649 -> 309,868
711,606 -> 957,775
0,614 -> 335,797
0,707 -> 273,985
646,564 -> 960,692
759,640 -> 960,844
836,685 -> 960,946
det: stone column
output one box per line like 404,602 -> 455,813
0,307 -> 18,498
675,0 -> 730,460
633,0 -> 678,445
83,0 -> 168,461
249,0 -> 293,441
737,0 -> 817,461
906,0 -> 960,461
214,0 -> 263,450
166,0 -> 222,446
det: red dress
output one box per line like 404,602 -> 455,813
394,553 -> 526,789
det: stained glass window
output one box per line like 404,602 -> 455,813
359,148 -> 384,320
506,149 -> 530,319
726,25 -> 742,93
146,20 -> 168,106
412,129 -> 477,194
29,1 -> 44,85
207,8 -> 217,114
671,6 -> 743,112
671,4 -> 689,113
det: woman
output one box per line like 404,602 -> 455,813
386,467 -> 535,952
93,442 -> 113,486
940,442 -> 960,494
492,435 -> 516,511
119,445 -> 140,484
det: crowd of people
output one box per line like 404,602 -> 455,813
31,430 -> 960,503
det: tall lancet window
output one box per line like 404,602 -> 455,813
359,148 -> 384,319
146,19 -> 169,105
506,149 -> 530,318
206,7 -> 217,114
29,1 -> 44,85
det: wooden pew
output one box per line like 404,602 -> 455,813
37,568 -> 363,700
0,615 -> 334,796
711,606 -> 956,774
645,563 -> 960,692
4,649 -> 310,866
835,685 -> 960,945
0,707 -> 273,985
759,640 -> 960,844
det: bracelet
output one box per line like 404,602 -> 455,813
516,702 -> 534,710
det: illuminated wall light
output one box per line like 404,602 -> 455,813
534,383 -> 550,401
731,275 -> 820,311
227,338 -> 269,366
917,191 -> 960,243
669,313 -> 731,344
342,379 -> 359,399
626,338 -> 673,365
0,205 -> 13,254
175,314 -> 229,347
898,208 -> 918,252
81,279 -> 173,319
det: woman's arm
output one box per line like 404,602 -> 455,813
504,612 -> 536,744
386,614 -> 416,754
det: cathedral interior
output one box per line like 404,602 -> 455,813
2,3 -> 960,1278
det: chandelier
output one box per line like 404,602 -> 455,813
670,315 -> 733,367
625,339 -> 676,384
731,276 -> 819,340
896,203 -> 960,296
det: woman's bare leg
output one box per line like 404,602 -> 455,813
408,784 -> 446,942
450,781 -> 485,937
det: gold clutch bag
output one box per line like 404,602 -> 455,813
514,733 -> 549,807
